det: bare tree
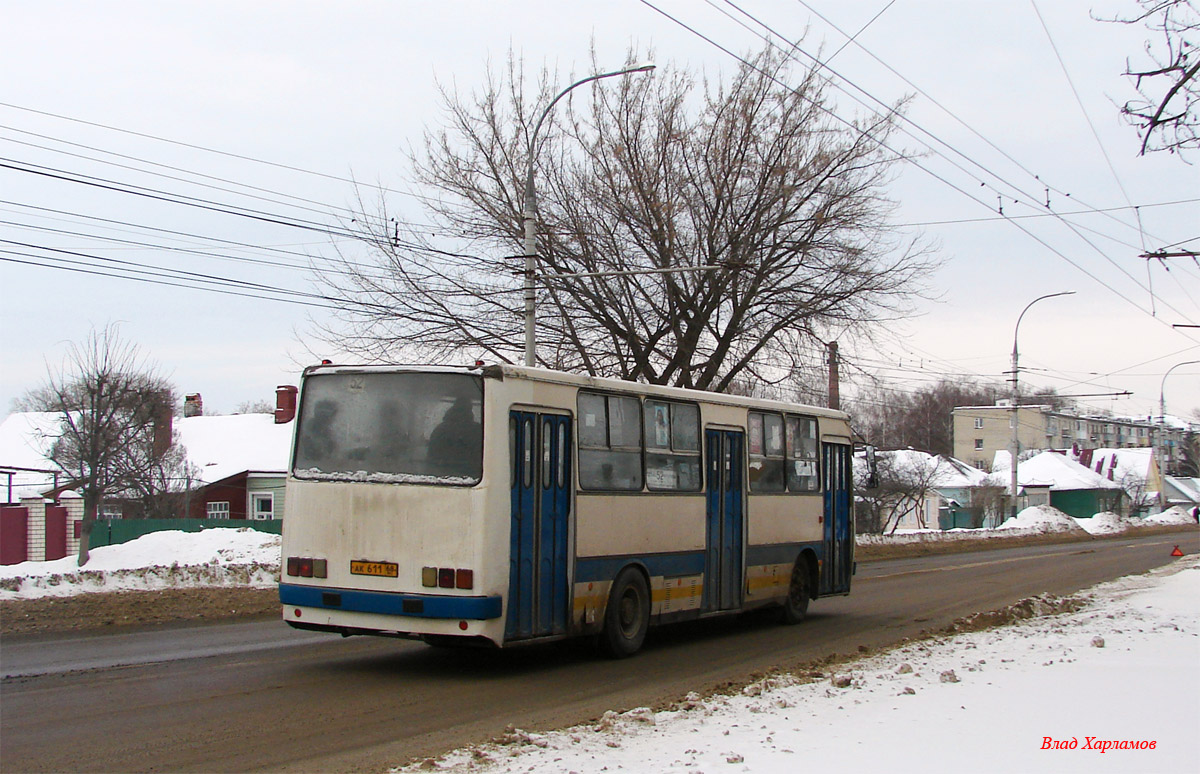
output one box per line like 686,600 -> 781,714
850,377 -> 1073,457
849,378 -> 1002,456
314,45 -> 937,391
1107,0 -> 1199,157
235,400 -> 274,415
855,450 -> 947,535
24,326 -> 182,564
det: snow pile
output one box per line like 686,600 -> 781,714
0,528 -> 281,600
399,559 -> 1200,774
1146,506 -> 1199,526
1074,511 -> 1130,535
998,505 -> 1088,534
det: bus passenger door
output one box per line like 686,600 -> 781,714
821,443 -> 853,594
506,411 -> 572,640
704,429 -> 745,612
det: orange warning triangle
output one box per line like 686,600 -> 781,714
1171,546 -> 1184,557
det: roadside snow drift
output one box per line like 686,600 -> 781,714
0,528 -> 280,599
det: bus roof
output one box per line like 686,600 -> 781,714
301,363 -> 850,422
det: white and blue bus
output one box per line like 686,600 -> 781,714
279,363 -> 854,656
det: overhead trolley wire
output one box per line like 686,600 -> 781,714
0,156 -> 485,263
712,0 -> 1191,318
640,0 -> 1199,331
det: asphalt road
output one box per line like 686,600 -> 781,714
2,531 -> 1195,773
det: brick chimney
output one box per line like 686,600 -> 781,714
275,385 -> 298,424
184,393 -> 203,417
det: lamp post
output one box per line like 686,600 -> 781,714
1158,360 -> 1200,477
522,61 -> 656,367
1009,291 -> 1075,519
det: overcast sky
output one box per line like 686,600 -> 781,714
1,0 -> 1197,421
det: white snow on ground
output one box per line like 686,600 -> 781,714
0,528 -> 280,599
402,558 -> 1200,774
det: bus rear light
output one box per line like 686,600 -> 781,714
423,566 -> 475,590
286,556 -> 327,578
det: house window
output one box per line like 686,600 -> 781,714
974,417 -> 984,429
99,504 -> 122,520
249,492 -> 274,520
206,501 -> 230,519
974,438 -> 984,451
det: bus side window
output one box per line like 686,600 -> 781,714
577,392 -> 642,491
644,400 -> 701,491
785,415 -> 820,492
748,411 -> 785,492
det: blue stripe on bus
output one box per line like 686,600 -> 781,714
745,542 -> 824,566
279,583 -> 503,620
576,543 -> 825,584
576,552 -> 706,582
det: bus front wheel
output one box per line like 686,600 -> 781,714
600,567 -> 650,658
781,557 -> 811,625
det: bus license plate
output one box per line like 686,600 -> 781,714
350,560 -> 399,578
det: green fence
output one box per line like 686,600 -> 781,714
88,518 -> 282,549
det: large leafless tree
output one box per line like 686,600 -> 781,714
24,326 -> 183,564
315,45 -> 937,392
1109,0 -> 1199,157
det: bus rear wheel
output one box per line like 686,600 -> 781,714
780,557 -> 811,625
600,567 -> 650,658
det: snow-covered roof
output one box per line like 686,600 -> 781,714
0,412 -> 64,498
855,449 -> 990,490
1113,413 -> 1198,432
1,411 -> 294,492
176,414 -> 293,484
1082,447 -> 1155,483
0,412 -> 61,471
1162,476 -> 1200,505
991,450 -> 1123,492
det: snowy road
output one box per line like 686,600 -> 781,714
2,530 -> 1194,773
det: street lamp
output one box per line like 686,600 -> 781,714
522,61 -> 656,367
1009,291 -> 1075,519
1158,360 -> 1200,477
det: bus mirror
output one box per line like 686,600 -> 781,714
865,445 -> 879,489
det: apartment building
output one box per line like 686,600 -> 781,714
951,403 -> 1187,471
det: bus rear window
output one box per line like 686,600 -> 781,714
292,372 -> 483,485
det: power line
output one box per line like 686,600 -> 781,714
0,156 -> 485,262
642,0 -> 1199,331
